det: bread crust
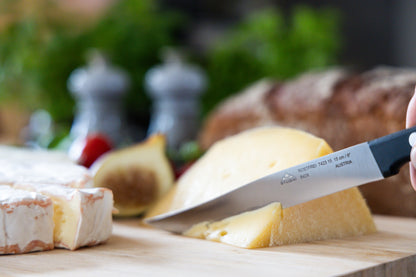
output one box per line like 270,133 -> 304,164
199,67 -> 416,216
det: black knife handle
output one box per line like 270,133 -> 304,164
368,126 -> 416,178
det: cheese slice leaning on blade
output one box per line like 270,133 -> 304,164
146,127 -> 376,248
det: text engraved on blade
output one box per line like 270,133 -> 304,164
281,151 -> 354,185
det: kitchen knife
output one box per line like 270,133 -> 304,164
146,126 -> 416,233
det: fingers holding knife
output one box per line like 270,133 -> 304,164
406,86 -> 416,191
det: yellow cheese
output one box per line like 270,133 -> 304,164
185,203 -> 282,248
147,126 -> 376,248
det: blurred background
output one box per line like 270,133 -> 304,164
0,0 -> 414,155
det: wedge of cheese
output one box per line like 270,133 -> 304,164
13,183 -> 113,250
147,126 -> 376,248
0,186 -> 54,254
0,147 -> 113,253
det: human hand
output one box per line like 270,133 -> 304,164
406,89 -> 416,190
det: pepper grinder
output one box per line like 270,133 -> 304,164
145,49 -> 206,151
67,52 -> 129,146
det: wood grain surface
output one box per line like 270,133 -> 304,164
1,215 -> 416,277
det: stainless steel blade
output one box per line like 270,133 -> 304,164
145,142 -> 384,233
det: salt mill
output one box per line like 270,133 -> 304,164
67,52 -> 129,146
145,49 -> 206,151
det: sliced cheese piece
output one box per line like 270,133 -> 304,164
14,183 -> 113,250
184,188 -> 374,248
147,126 -> 376,248
185,203 -> 282,248
0,186 -> 54,254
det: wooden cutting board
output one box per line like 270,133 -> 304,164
1,215 -> 416,277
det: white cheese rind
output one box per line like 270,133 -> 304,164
0,147 -> 113,253
0,146 -> 73,163
0,186 -> 54,254
0,160 -> 92,188
72,189 -> 113,249
13,184 -> 113,250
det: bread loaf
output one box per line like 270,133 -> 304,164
199,67 -> 416,217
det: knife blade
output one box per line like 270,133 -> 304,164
145,126 -> 416,233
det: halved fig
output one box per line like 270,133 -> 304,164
91,134 -> 174,216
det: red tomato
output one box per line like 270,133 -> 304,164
77,134 -> 113,168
